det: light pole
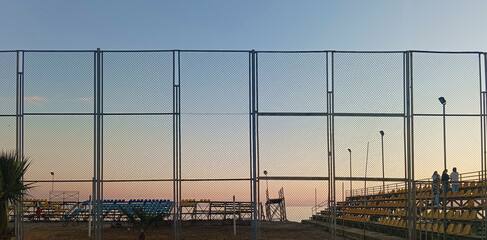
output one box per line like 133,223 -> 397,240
439,97 -> 447,170
348,149 -> 352,197
50,172 -> 54,192
380,130 -> 385,193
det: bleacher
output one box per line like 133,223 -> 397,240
69,199 -> 173,221
312,178 -> 486,239
15,198 -> 173,222
22,198 -> 74,221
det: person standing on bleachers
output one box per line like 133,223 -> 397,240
441,169 -> 449,205
432,171 -> 440,206
450,167 -> 459,193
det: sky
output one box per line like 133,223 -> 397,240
1,0 -> 487,206
1,0 -> 487,51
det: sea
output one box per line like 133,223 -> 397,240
285,206 -> 315,222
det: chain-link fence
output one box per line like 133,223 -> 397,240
1,50 -> 486,239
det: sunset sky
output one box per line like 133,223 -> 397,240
1,0 -> 487,206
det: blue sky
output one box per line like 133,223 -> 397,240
1,0 -> 487,51
1,0 -> 487,205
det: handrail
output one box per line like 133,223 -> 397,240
311,200 -> 328,215
346,170 -> 487,198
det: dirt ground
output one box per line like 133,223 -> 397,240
20,221 -> 345,240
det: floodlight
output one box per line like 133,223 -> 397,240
438,97 -> 446,105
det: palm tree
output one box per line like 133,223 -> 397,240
119,206 -> 167,240
0,151 -> 32,239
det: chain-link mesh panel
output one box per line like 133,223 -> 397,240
102,52 -> 173,113
412,53 -> 480,114
258,116 -> 328,177
181,115 -> 249,179
23,52 -> 94,113
103,115 -> 172,180
334,52 -> 404,113
414,116 -> 480,179
259,180 -> 327,211
25,182 -> 92,202
23,116 -> 93,181
180,51 -> 249,114
334,116 -> 405,179
103,182 -> 173,200
0,117 -> 16,150
181,181 -> 251,203
258,180 -> 328,235
180,52 -> 249,179
0,52 -> 16,115
257,52 -> 327,112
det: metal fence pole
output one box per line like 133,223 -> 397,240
251,50 -> 258,240
15,50 -> 24,240
94,48 -> 102,240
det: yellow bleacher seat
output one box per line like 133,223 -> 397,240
417,221 -> 424,230
432,210 -> 439,219
472,189 -> 479,197
426,211 -> 433,218
460,224 -> 472,236
466,199 -> 475,208
458,190 -> 465,196
426,223 -> 432,232
461,182 -> 469,188
446,223 -> 455,234
452,211 -> 461,220
446,191 -> 452,198
399,219 -> 405,228
446,210 -> 453,219
468,211 -> 478,220
432,223 -> 438,232
461,211 -> 469,220
392,218 -> 399,226
465,189 -> 472,197
389,218 -> 396,227
469,182 -> 476,187
420,210 -> 427,218
451,223 -> 463,235
476,181 -> 482,187
438,224 -> 444,233
452,191 -> 458,197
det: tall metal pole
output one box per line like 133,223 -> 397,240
443,104 -> 446,170
348,149 -> 352,197
251,50 -> 258,240
439,97 -> 447,170
380,131 -> 385,193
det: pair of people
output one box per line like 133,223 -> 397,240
431,168 -> 459,206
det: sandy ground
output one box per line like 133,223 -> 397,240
20,221 -> 345,240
